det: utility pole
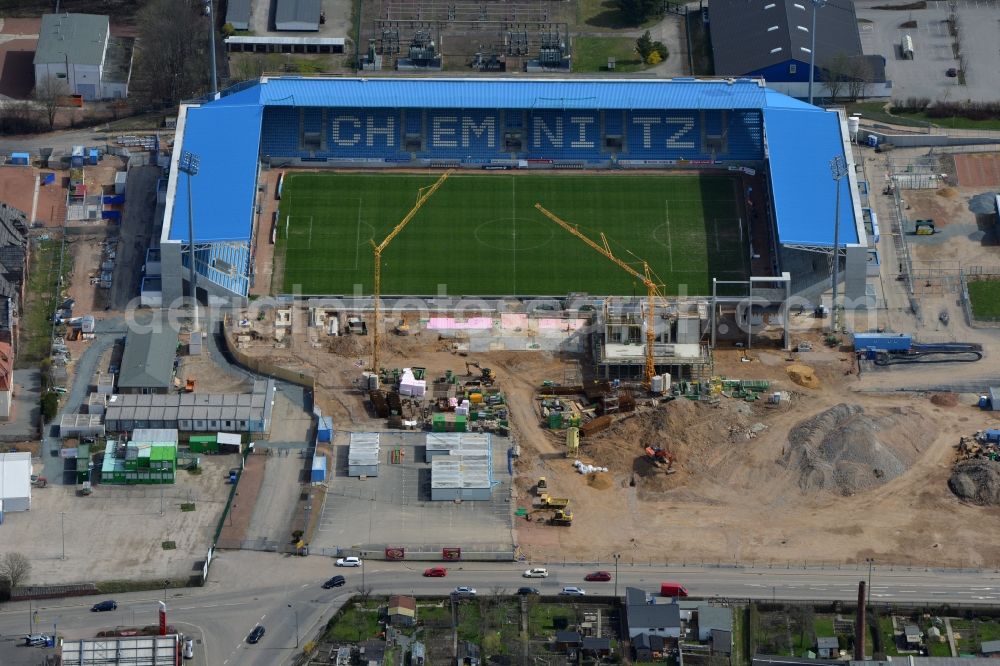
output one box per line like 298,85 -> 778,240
179,152 -> 201,334
288,603 -> 299,648
204,0 -> 218,96
60,511 -> 66,560
866,558 -> 875,605
807,0 -> 827,106
830,156 -> 848,330
613,553 -> 621,599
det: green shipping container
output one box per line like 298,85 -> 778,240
454,415 -> 467,433
432,414 -> 446,432
548,412 -> 563,429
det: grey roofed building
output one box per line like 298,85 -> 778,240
817,637 -> 840,650
698,604 -> 733,639
34,13 -> 110,67
117,324 -> 179,393
627,602 -> 681,637
709,0 -> 865,76
275,0 -> 322,31
982,641 -> 1000,655
754,657 -> 840,666
226,0 -> 253,31
625,586 -> 647,606
713,629 -> 733,654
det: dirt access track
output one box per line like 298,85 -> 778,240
234,312 -> 1000,569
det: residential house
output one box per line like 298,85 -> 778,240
0,201 -> 27,356
634,633 -> 668,662
33,13 -> 134,100
359,639 -> 386,666
708,0 -> 888,99
456,641 -> 480,666
981,641 -> 1000,656
817,637 -> 840,658
555,630 -> 582,652
0,341 -> 12,420
387,595 -> 416,627
626,599 -> 681,639
117,322 -> 178,394
581,636 -> 612,658
904,625 -> 922,650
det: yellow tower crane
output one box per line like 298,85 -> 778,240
534,203 -> 665,386
370,170 -> 452,374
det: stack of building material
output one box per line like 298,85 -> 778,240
399,368 -> 426,397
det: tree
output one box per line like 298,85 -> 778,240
636,31 -> 655,61
34,75 -> 67,131
846,57 -> 874,101
131,0 -> 211,106
823,52 -> 851,102
615,0 -> 660,26
0,552 -> 32,589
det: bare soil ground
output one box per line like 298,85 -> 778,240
229,307 -> 1000,568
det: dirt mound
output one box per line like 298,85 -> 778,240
786,363 -> 820,389
783,403 -> 937,495
586,473 -> 612,490
328,335 -> 366,357
938,187 -> 959,199
930,393 -> 958,407
949,459 -> 1000,505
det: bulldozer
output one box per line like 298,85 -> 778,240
464,361 -> 496,385
645,446 -> 676,474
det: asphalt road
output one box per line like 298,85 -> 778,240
2,556 -> 999,666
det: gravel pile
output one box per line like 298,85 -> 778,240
783,403 -> 935,496
948,459 -> 1000,505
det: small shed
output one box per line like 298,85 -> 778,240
0,452 -> 32,512
981,640 -> 1000,656
903,625 -> 922,649
310,453 -> 327,483
555,631 -> 582,651
387,595 -> 416,627
817,637 -> 839,658
9,152 -> 30,165
317,415 -> 332,442
988,386 -> 1000,410
348,432 -> 379,477
114,171 -> 127,195
275,0 -> 321,31
217,432 -> 242,453
581,636 -> 612,656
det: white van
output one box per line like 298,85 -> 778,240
183,637 -> 194,659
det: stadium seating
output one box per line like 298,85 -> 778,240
261,107 -> 306,158
526,110 -> 603,161
725,110 -> 765,160
182,242 -> 251,297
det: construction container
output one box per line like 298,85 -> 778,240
651,375 -> 665,394
71,146 -> 85,167
87,148 -> 99,165
432,413 -> 446,432
548,412 -> 563,429
454,415 -> 467,432
317,416 -> 333,442
188,435 -> 219,454
310,453 -> 327,482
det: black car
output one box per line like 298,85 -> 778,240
91,600 -> 117,612
247,625 -> 265,644
516,587 -> 540,596
322,575 -> 346,589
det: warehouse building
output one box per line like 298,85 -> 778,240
33,13 -> 134,101
348,432 -> 379,477
427,432 -> 494,501
61,634 -> 181,665
104,379 -> 275,433
275,0 -> 322,31
0,451 -> 32,514
118,324 -> 179,394
225,0 -> 253,31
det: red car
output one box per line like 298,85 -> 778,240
423,566 -> 448,577
584,571 -> 612,582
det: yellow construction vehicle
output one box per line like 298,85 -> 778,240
370,170 -> 452,373
537,493 -> 570,509
535,203 -> 665,387
526,506 -> 573,526
536,477 -> 547,494
464,361 -> 496,384
550,509 -> 573,526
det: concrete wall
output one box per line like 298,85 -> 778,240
860,128 -> 1000,148
221,319 -> 317,390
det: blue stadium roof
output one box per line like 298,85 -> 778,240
217,76 -> 771,110
763,108 -> 858,247
170,103 -> 263,243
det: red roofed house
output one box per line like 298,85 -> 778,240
0,341 -> 12,419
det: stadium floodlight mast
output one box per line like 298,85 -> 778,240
830,155 -> 848,330
807,0 -> 827,106
179,151 -> 201,334
205,0 -> 218,96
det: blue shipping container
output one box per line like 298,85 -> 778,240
88,149 -> 99,165
984,429 -> 1000,443
10,152 -> 30,165
853,333 -> 911,352
317,416 -> 333,443
311,454 -> 327,482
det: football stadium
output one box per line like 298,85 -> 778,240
153,77 -> 867,315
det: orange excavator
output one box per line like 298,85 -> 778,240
645,446 -> 676,474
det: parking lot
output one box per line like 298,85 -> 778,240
857,0 -> 1000,101
5,456 -> 236,586
311,431 -> 514,556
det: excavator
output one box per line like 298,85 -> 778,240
645,446 -> 676,474
526,507 -> 573,526
464,361 -> 496,385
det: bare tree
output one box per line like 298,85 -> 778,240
132,0 -> 211,106
846,57 -> 874,101
34,75 -> 68,131
0,100 -> 44,134
823,52 -> 851,102
0,552 -> 32,589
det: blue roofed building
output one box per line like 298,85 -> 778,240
155,76 -> 867,309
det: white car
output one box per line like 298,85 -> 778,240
452,586 -> 477,597
336,556 -> 362,567
559,586 -> 586,596
523,568 -> 549,578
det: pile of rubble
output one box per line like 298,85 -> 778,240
956,430 -> 1000,462
948,430 -> 1000,506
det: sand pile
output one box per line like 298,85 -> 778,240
930,393 -> 958,407
938,187 -> 959,199
783,403 -> 937,495
949,460 -> 1000,505
786,364 -> 820,389
328,335 -> 366,357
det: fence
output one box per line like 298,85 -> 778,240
961,266 -> 1000,327
221,315 -> 317,391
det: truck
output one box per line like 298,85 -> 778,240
537,493 -> 570,509
660,582 -> 689,597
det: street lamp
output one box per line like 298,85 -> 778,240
830,155 -> 848,330
178,151 -> 201,335
59,511 -> 66,560
204,0 -> 218,97
613,553 -> 621,599
288,603 -> 299,648
807,0 -> 828,106
865,558 -> 875,605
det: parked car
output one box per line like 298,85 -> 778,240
523,568 -> 549,578
516,587 -> 540,596
946,68 -> 958,77
335,556 -> 362,567
423,566 -> 448,577
24,634 -> 50,647
91,600 -> 117,612
584,571 -> 612,582
322,575 -> 346,589
660,582 -> 689,597
559,586 -> 586,596
452,586 -> 477,598
183,637 -> 194,659
247,625 -> 265,644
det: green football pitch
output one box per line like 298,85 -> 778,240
274,172 -> 748,296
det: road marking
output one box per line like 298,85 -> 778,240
301,584 -> 309,589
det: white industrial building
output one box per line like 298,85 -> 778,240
33,13 -> 134,100
0,451 -> 32,515
427,433 -> 494,501
348,432 -> 380,477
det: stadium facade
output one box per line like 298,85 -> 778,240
153,76 -> 866,308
